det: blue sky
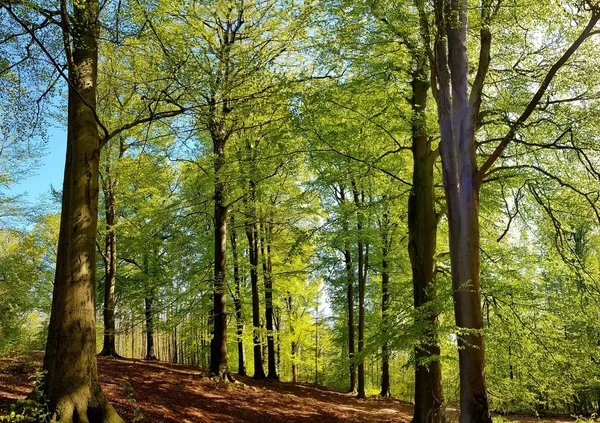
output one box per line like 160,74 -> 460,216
10,126 -> 66,202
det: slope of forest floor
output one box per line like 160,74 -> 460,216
0,353 -> 583,422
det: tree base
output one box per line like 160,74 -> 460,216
24,386 -> 125,423
98,349 -> 122,359
210,371 -> 236,382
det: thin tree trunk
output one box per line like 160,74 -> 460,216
286,293 -> 297,382
230,213 -> 246,376
380,209 -> 391,398
99,175 -> 119,357
245,180 -> 266,379
40,1 -> 125,420
260,217 -> 278,379
173,325 -> 178,363
144,288 -> 157,361
352,180 -> 366,399
338,186 -> 357,393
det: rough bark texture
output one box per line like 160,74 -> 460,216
230,214 -> 246,376
261,218 -> 278,379
41,1 -> 125,421
408,59 -> 445,423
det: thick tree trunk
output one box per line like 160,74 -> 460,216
210,134 -> 229,378
433,1 -> 490,421
230,214 -> 246,376
260,218 -> 278,379
409,56 -> 445,423
40,1 -> 124,421
379,211 -> 391,398
245,181 -> 265,379
352,181 -> 366,399
144,290 -> 157,360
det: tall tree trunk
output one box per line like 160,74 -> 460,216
352,180 -> 366,399
379,209 -> 391,398
286,293 -> 297,382
172,325 -> 178,363
408,50 -> 445,423
338,185 -> 357,393
245,181 -> 265,379
98,138 -> 126,358
211,149 -> 228,377
260,217 -> 278,379
40,1 -> 125,421
99,174 -> 119,357
432,1 -> 490,420
230,213 -> 246,376
144,287 -> 157,360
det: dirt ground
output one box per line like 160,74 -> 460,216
0,353 -> 586,422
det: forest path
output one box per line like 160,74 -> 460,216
0,354 -> 581,422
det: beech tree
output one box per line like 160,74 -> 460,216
427,0 -> 600,420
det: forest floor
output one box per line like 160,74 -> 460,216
0,353 -> 585,422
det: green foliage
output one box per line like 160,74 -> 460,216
0,371 -> 51,423
120,381 -> 144,422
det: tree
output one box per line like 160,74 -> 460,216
33,0 -> 126,419
428,0 -> 600,420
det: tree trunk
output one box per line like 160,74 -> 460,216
99,177 -> 118,357
260,217 -> 278,379
408,58 -> 445,423
245,180 -> 266,379
230,213 -> 246,376
172,326 -> 178,363
379,210 -> 391,398
338,186 -> 357,393
352,180 -> 366,399
211,152 -> 228,377
286,293 -> 297,383
99,163 -> 121,358
144,288 -> 157,360
40,1 -> 125,421
433,1 -> 490,420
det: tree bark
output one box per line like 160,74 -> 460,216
144,287 -> 157,361
351,180 -> 366,399
245,180 -> 266,379
408,54 -> 445,423
260,217 -> 278,379
337,185 -> 357,393
99,174 -> 119,357
230,213 -> 246,376
379,209 -> 391,398
40,1 -> 125,421
210,132 -> 229,378
432,1 -> 490,421
98,140 -> 126,358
